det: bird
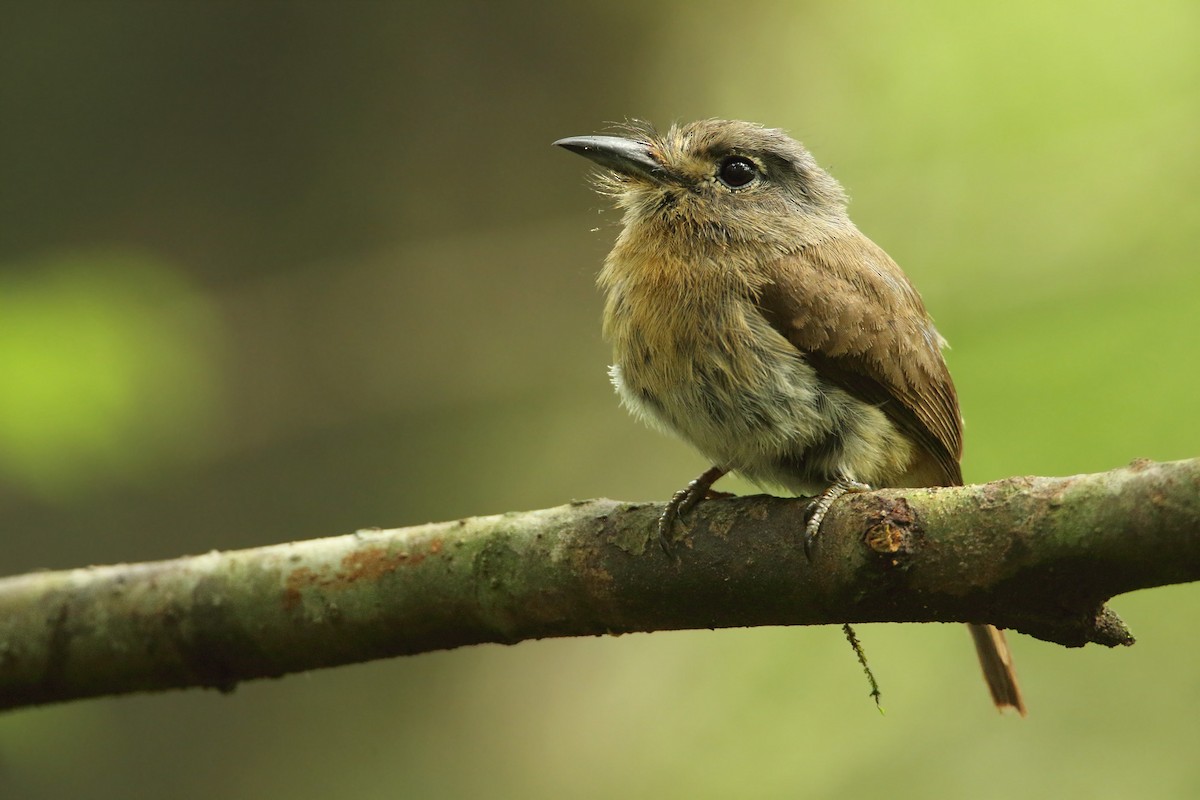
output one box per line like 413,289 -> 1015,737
554,118 -> 1025,715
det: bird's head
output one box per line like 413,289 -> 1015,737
555,119 -> 849,250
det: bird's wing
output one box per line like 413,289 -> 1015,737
754,229 -> 964,486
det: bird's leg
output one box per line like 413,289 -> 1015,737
658,465 -> 728,555
803,477 -> 870,559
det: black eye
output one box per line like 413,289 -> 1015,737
717,156 -> 758,189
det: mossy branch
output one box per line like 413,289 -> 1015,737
2,458 -> 1197,712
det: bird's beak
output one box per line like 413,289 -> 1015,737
553,135 -> 667,182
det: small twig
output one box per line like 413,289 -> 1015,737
842,624 -> 883,712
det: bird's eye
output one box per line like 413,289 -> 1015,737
717,156 -> 758,189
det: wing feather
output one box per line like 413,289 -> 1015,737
754,231 -> 964,486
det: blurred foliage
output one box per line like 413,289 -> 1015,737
0,252 -> 219,497
0,1 -> 1197,798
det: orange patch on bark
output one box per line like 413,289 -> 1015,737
281,539 -> 444,610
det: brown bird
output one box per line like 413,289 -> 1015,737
555,119 -> 1025,715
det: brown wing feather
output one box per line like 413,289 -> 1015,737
755,229 -> 964,486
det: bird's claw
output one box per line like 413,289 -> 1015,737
657,466 -> 728,556
803,479 -> 870,560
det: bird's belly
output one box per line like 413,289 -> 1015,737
611,333 -> 915,493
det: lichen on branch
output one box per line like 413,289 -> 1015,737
1,458 -> 1197,712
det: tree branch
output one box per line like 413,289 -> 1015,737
2,457 -> 1197,712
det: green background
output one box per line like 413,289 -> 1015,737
2,1 -> 1198,797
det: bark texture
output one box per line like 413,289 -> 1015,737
2,457 -> 1197,711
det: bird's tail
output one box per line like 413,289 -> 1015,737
967,623 -> 1027,716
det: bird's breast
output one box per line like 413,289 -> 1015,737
600,256 -> 918,492
604,273 -> 830,470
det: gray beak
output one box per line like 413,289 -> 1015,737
553,135 -> 667,181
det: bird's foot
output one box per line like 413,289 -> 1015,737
658,466 -> 728,556
803,479 -> 870,559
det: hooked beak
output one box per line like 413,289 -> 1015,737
553,135 -> 668,182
